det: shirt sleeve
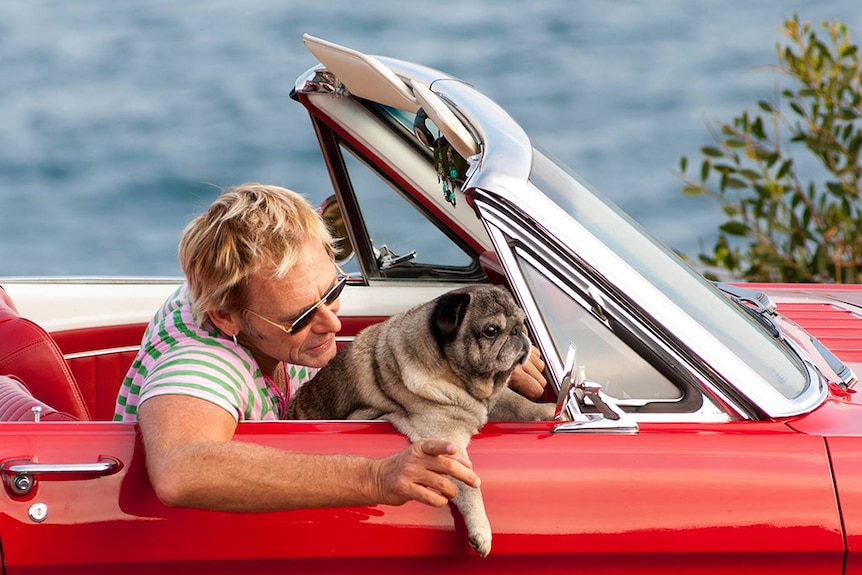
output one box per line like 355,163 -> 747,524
139,345 -> 254,422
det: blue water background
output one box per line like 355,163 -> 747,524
2,1 -> 860,276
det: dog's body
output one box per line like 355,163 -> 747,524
286,285 -> 555,557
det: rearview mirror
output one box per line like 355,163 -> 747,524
318,195 -> 354,264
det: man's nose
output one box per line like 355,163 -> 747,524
314,300 -> 342,333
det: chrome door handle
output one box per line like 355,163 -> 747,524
1,456 -> 122,496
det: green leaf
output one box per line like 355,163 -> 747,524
720,221 -> 751,236
750,148 -> 777,166
722,204 -> 741,217
776,159 -> 794,179
751,117 -> 767,140
682,185 -> 703,196
758,100 -> 775,113
720,124 -> 738,137
724,176 -> 749,190
680,156 -> 688,173
702,146 -> 724,158
700,159 -> 711,182
739,169 -> 762,181
840,107 -> 858,121
826,181 -> 846,196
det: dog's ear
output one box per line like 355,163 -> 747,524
432,290 -> 473,342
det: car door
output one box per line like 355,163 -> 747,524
0,418 -> 843,574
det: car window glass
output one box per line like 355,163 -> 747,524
515,250 -> 683,403
340,145 -> 477,272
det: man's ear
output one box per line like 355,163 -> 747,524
208,308 -> 242,337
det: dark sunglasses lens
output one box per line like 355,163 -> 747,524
325,277 -> 348,304
289,277 -> 347,334
288,310 -> 314,334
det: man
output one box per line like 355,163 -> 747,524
115,183 -> 545,512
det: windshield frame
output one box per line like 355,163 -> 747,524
475,145 -> 826,418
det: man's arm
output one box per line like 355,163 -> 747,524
137,394 -> 479,512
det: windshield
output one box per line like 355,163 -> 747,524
528,148 -> 808,400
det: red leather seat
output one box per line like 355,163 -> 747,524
0,286 -> 92,420
0,374 -> 77,421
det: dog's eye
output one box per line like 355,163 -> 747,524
482,325 -> 501,338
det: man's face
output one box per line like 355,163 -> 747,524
239,240 -> 342,369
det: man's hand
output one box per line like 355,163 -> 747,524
508,347 -> 547,400
373,439 -> 479,507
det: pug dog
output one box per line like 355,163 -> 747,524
286,284 -> 555,558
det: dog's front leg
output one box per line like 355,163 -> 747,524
490,387 -> 556,421
436,432 -> 492,558
392,419 -> 492,558
449,452 -> 492,558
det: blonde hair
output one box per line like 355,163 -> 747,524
179,183 -> 334,322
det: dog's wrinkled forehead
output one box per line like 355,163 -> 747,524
468,287 -> 524,324
432,285 -> 524,344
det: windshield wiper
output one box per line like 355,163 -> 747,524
715,283 -> 776,314
716,283 -> 857,389
715,283 -> 780,338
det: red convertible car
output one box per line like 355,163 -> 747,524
2,35 -> 862,574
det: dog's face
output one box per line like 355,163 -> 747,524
431,285 -> 531,400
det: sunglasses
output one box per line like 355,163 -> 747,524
244,273 -> 348,335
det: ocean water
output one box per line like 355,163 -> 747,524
1,0 -> 860,276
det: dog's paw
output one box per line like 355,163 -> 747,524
469,530 -> 492,558
453,476 -> 493,557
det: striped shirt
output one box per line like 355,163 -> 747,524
113,284 -> 318,422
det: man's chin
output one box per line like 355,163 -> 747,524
303,338 -> 337,367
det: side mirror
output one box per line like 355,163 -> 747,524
554,342 -> 582,422
553,342 -> 638,434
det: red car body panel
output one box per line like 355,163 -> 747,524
828,437 -> 862,574
0,418 -> 845,574
789,398 -> 862,575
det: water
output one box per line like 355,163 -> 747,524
1,0 -> 859,276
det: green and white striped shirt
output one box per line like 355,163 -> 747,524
114,284 -> 317,422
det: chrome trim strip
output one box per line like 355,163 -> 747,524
67,340 -> 364,360
0,277 -> 183,285
65,339 -> 362,360
65,346 -> 140,360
